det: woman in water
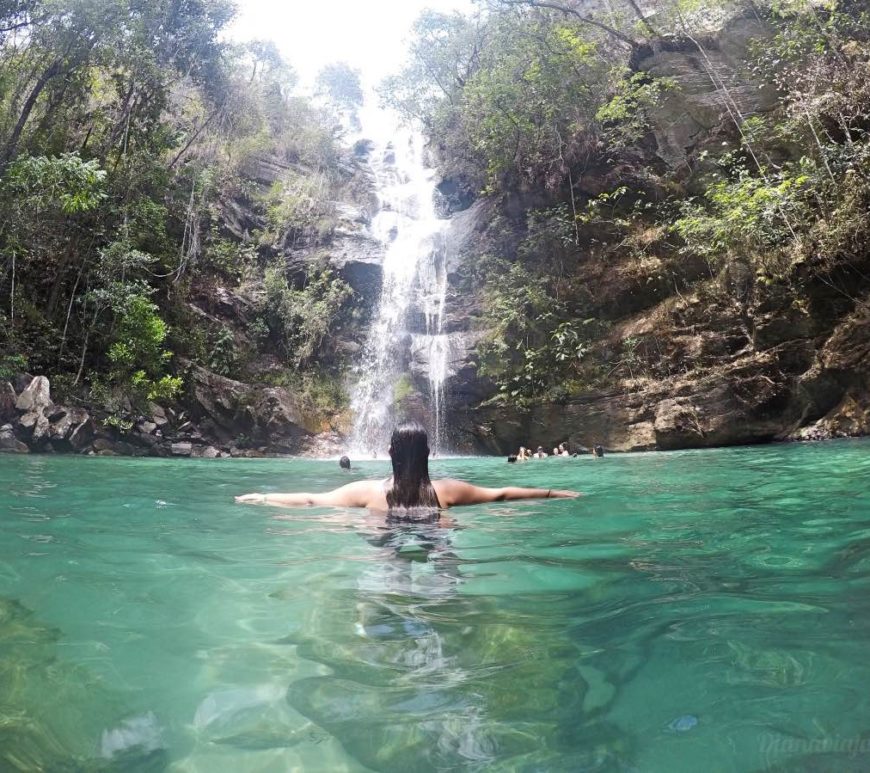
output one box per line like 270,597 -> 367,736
235,422 -> 579,511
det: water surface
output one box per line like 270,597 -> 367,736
1,441 -> 869,771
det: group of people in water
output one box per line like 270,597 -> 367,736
510,443 -> 604,462
235,422 -> 581,514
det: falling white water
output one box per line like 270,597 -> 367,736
348,105 -> 452,456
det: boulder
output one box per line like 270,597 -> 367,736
48,407 -> 90,443
131,431 -> 159,449
300,431 -> 346,458
15,376 -> 52,414
0,424 -> 28,454
18,410 -> 51,443
171,442 -> 193,456
186,364 -> 311,451
11,373 -> 34,394
68,418 -> 95,451
191,445 -> 221,459
148,403 -> 169,428
0,382 -> 16,422
653,399 -> 706,447
137,420 -> 157,435
229,447 -> 265,458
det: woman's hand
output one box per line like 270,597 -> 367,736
548,489 -> 581,499
235,493 -> 267,504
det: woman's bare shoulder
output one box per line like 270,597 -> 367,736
331,479 -> 387,507
432,478 -> 486,506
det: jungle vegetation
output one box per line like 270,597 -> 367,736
0,0 -> 362,415
384,0 -> 870,404
1,0 -> 868,418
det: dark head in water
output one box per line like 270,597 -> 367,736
387,422 -> 439,511
593,445 -> 605,458
339,455 -> 351,470
507,455 -> 518,463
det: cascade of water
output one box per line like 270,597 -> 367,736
348,107 -> 452,456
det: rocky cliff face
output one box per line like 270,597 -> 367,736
434,12 -> 870,455
0,369 -> 327,457
446,260 -> 870,455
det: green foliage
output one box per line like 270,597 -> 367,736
382,6 -> 652,192
263,171 -> 337,247
315,62 -> 364,110
203,235 -> 254,279
475,256 -> 598,401
459,16 -> 611,189
262,367 -> 348,419
108,295 -> 170,376
0,353 -> 27,381
596,73 -> 675,149
103,413 -> 134,432
261,265 -> 352,366
3,154 -> 106,214
207,327 -> 237,376
0,0 -> 356,416
379,10 -> 483,124
674,165 -> 810,260
104,294 -> 180,405
133,371 -> 183,402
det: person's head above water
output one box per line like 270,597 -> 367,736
339,455 -> 351,470
387,422 -> 439,510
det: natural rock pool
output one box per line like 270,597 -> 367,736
1,441 -> 869,771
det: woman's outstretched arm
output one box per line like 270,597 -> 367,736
235,481 -> 377,508
435,480 -> 580,507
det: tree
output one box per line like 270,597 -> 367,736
315,62 -> 364,110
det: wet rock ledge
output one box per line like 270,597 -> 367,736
0,370 -> 320,458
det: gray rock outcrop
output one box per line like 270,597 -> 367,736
15,376 -> 52,414
0,382 -> 16,423
187,364 -> 311,452
0,423 -> 28,453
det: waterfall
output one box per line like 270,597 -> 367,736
348,107 -> 452,456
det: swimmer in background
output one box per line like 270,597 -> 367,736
517,446 -> 532,461
339,455 -> 351,470
236,423 -> 579,511
532,446 -> 548,459
558,443 -> 570,457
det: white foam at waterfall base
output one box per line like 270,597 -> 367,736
348,103 -> 450,456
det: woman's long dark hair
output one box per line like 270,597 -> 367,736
386,422 -> 440,512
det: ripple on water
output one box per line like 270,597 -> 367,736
0,446 -> 868,772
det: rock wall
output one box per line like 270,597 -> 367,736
432,12 -> 870,455
0,371 -> 317,458
446,258 -> 870,454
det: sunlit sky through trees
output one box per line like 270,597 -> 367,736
229,0 -> 472,88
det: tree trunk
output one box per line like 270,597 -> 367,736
498,0 -> 639,49
624,0 -> 659,38
0,57 -> 61,169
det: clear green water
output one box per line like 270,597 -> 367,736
1,441 -> 870,772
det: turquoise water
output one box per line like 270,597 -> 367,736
1,441 -> 870,772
